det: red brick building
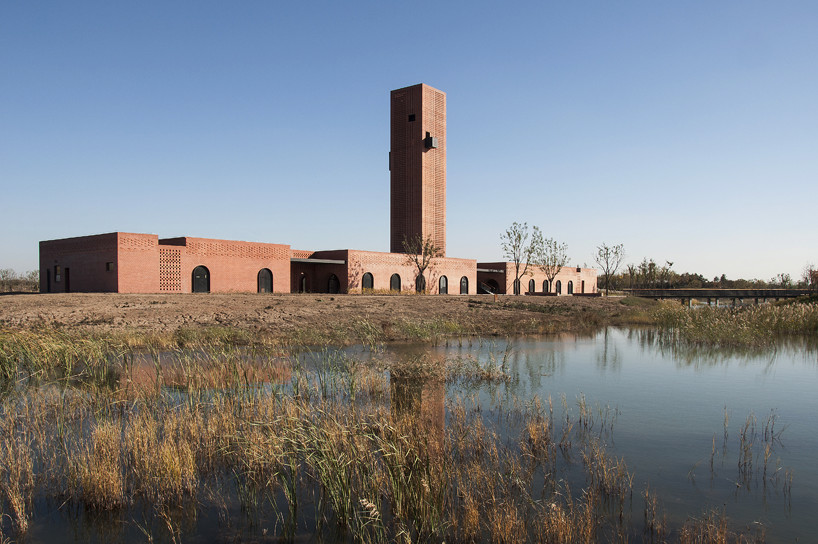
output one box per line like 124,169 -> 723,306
40,233 -> 290,294
477,262 -> 598,296
38,83 -> 595,296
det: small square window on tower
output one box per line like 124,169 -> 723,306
106,262 -> 114,272
408,114 -> 415,122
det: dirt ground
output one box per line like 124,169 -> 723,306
0,292 -> 645,342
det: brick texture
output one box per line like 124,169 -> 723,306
390,84 -> 446,256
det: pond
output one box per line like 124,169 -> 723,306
366,328 -> 818,542
5,327 -> 817,542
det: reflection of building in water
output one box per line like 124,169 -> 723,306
390,377 -> 445,439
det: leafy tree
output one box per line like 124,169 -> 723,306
594,243 -> 625,296
534,237 -> 568,293
402,234 -> 442,294
501,222 -> 543,295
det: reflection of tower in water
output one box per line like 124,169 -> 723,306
390,376 -> 445,439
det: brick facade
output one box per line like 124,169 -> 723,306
291,249 -> 476,294
390,84 -> 446,256
477,262 -> 598,295
37,83 -> 598,295
39,233 -> 290,294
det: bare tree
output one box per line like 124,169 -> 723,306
534,237 -> 568,293
802,263 -> 818,292
402,234 -> 443,293
501,222 -> 543,295
594,243 -> 625,296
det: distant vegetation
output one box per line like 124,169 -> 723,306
601,259 -> 818,292
0,269 -> 38,293
655,299 -> 818,347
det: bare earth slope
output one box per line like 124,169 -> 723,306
0,293 -> 649,343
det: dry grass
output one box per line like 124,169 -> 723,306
0,342 -> 777,542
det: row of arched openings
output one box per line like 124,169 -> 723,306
366,273 -> 469,294
191,266 -> 276,294
512,278 -> 575,295
191,267 -> 474,295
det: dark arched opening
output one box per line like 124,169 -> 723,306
257,268 -> 273,293
568,281 -> 574,295
328,274 -> 340,294
460,276 -> 469,294
528,278 -> 536,294
555,280 -> 562,295
439,275 -> 448,294
513,279 -> 521,295
543,279 -> 549,293
416,274 -> 426,293
390,274 -> 401,292
299,275 -> 308,293
192,266 -> 210,293
362,272 -> 374,291
581,280 -> 585,294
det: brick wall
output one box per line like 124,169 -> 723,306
390,83 -> 446,256
164,237 -> 291,293
477,262 -> 598,295
40,233 -> 120,293
117,233 -> 160,293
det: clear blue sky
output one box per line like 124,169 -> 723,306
2,1 -> 816,282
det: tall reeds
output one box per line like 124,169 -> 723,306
0,340 -> 777,542
655,301 -> 818,346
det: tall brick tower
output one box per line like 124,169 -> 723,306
390,83 -> 446,256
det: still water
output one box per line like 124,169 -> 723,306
366,328 -> 818,542
17,328 -> 818,542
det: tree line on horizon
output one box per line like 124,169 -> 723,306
601,258 -> 818,292
0,269 -> 39,293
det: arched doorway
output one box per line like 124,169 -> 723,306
439,275 -> 448,294
328,274 -> 340,294
555,280 -> 562,295
362,272 -> 374,290
568,281 -> 574,295
528,279 -> 535,294
581,280 -> 585,294
257,268 -> 273,293
299,275 -> 308,293
416,274 -> 426,293
390,274 -> 401,292
543,279 -> 549,293
192,266 -> 210,293
513,279 -> 521,295
460,276 -> 469,294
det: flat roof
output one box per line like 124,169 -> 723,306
290,258 -> 346,265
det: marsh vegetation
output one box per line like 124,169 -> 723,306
1,296 -> 816,542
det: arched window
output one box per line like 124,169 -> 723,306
257,268 -> 273,293
528,279 -> 535,293
567,281 -> 574,295
581,280 -> 585,294
543,279 -> 549,293
439,275 -> 448,294
460,276 -> 469,294
192,266 -> 210,293
416,274 -> 426,293
513,279 -> 521,295
328,274 -> 340,294
555,280 -> 562,295
362,272 -> 374,290
390,274 -> 401,292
